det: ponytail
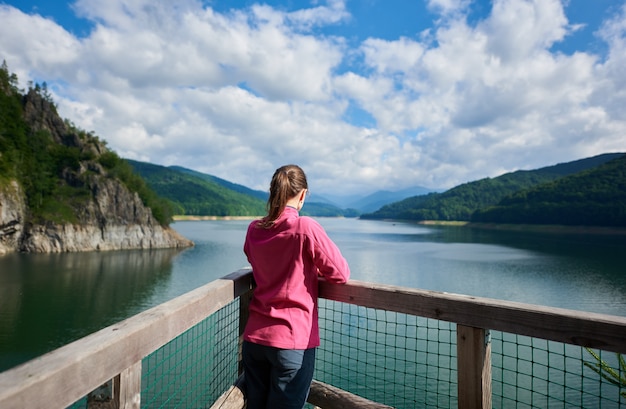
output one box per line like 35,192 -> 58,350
258,164 -> 308,229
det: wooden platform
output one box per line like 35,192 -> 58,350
210,375 -> 394,409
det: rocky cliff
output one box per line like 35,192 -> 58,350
0,86 -> 193,255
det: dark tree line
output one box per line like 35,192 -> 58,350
472,155 -> 626,226
362,171 -> 570,221
362,153 -> 626,227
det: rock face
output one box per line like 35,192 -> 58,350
0,89 -> 193,255
19,223 -> 192,254
0,181 -> 26,255
15,176 -> 193,253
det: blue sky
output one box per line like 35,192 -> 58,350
1,0 -> 625,196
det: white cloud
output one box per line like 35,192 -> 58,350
0,5 -> 80,79
426,0 -> 472,16
0,0 -> 625,197
285,0 -> 350,29
345,0 -> 626,185
483,0 -> 570,61
593,3 -> 626,123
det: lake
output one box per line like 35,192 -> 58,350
1,218 -> 626,402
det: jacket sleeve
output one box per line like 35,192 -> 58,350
303,218 -> 350,284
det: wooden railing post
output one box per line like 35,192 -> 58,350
457,325 -> 492,409
210,285 -> 254,409
86,361 -> 141,409
115,361 -> 142,409
238,289 -> 253,376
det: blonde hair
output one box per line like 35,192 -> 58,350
258,164 -> 308,229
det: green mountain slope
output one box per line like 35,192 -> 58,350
130,161 -> 355,217
472,155 -> 626,226
127,160 -> 267,216
170,166 -> 268,201
361,153 -> 625,222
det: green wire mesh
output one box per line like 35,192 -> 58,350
141,299 -> 240,409
491,332 -> 625,408
65,299 -> 241,409
316,299 -> 457,408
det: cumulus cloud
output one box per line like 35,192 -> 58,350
426,0 -> 472,16
0,5 -> 80,78
0,0 -> 624,196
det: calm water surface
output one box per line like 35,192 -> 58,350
1,218 -> 625,373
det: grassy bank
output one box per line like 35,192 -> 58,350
418,220 -> 626,236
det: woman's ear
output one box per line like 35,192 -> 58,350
296,189 -> 307,210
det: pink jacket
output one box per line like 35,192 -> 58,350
243,206 -> 350,349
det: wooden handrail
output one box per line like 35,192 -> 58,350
319,279 -> 626,353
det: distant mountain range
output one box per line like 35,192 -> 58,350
7,59 -> 623,251
129,152 -> 626,227
323,186 -> 441,213
128,160 -> 440,217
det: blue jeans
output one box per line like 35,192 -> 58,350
242,341 -> 316,409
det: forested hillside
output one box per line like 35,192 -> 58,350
361,153 -> 624,223
0,62 -> 172,226
472,155 -> 626,226
171,166 -> 267,201
127,160 -> 267,216
128,160 -> 357,217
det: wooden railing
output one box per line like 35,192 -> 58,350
1,268 -> 625,409
317,279 -> 626,408
0,269 -> 254,409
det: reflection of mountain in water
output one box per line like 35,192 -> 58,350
0,248 -> 183,371
430,225 -> 625,262
425,225 -> 626,290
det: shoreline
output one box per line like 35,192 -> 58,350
173,215 -> 259,221
173,216 -> 626,236
418,220 -> 626,236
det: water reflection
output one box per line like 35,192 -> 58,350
318,220 -> 626,316
429,226 -> 626,313
0,248 -> 182,371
